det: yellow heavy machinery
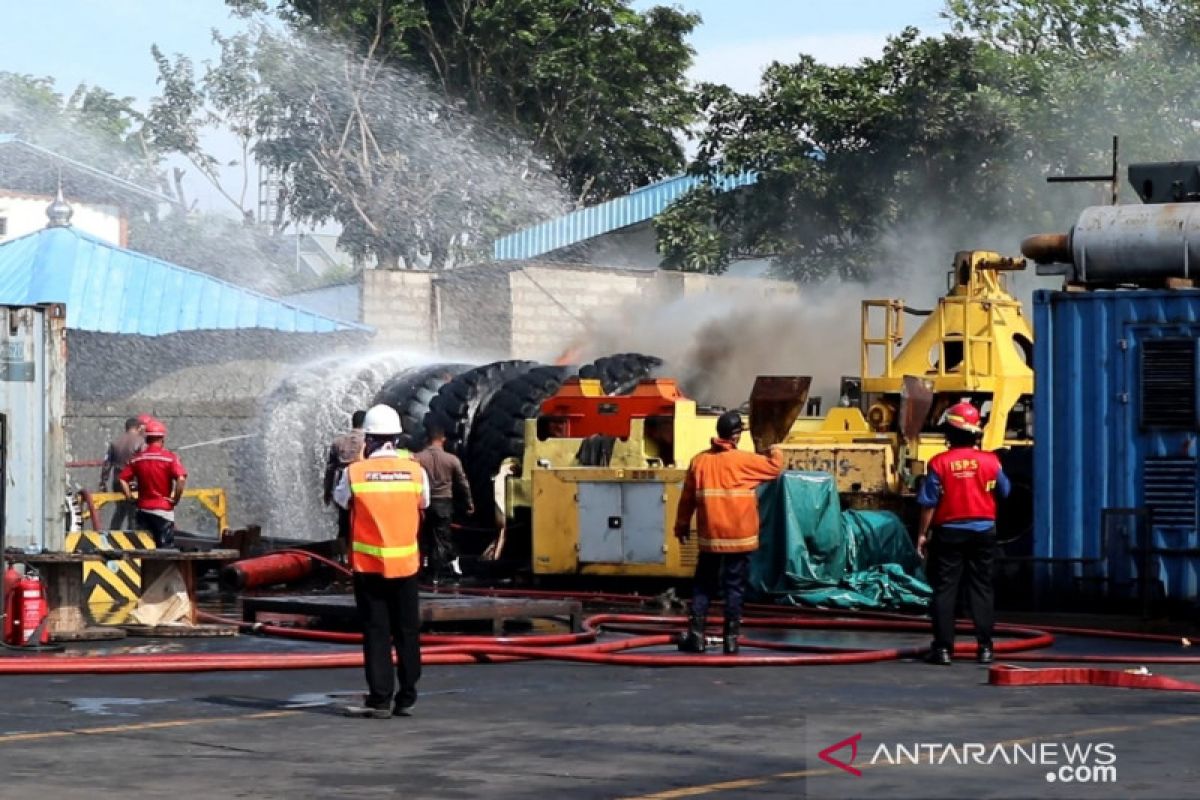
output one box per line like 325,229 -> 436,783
777,249 -> 1034,506
496,250 -> 1034,579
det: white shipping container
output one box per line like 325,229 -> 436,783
0,304 -> 67,552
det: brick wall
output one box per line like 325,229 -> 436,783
358,264 -> 798,362
361,269 -> 435,350
507,265 -> 659,360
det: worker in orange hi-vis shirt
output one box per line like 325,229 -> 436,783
674,411 -> 783,655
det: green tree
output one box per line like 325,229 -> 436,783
157,25 -> 569,270
229,0 -> 698,205
658,31 -> 1030,279
146,32 -> 272,220
659,1 -> 1200,280
944,0 -> 1138,55
0,72 -> 162,189
948,0 -> 1200,171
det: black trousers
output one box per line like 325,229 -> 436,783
108,499 -> 136,530
353,572 -> 421,709
420,499 -> 456,579
928,526 -> 996,650
690,552 -> 751,623
337,507 -> 351,543
135,510 -> 176,548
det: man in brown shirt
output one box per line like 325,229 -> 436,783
413,423 -> 474,584
324,410 -> 366,547
99,416 -> 146,529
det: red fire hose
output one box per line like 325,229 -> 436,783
0,613 -> 1057,674
989,664 -> 1200,692
1,548 -> 1196,684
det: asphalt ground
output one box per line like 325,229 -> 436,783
1,629 -> 1198,799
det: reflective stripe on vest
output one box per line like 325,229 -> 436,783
350,481 -> 424,495
696,489 -> 757,498
347,455 -> 423,578
352,541 -> 419,559
698,534 -> 759,551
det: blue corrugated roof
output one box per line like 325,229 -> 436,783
492,171 -> 758,261
0,226 -> 369,335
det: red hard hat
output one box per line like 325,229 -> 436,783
136,414 -> 155,426
143,419 -> 168,438
943,402 -> 982,434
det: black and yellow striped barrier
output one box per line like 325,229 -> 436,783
65,531 -> 156,622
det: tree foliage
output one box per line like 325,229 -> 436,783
150,23 -> 570,270
0,72 -> 161,188
658,0 -> 1200,281
146,32 -> 274,219
229,0 -> 698,205
147,1 -> 696,270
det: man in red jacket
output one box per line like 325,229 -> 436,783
917,402 -> 1011,666
119,419 -> 188,548
674,411 -> 784,654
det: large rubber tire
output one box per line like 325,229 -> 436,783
424,360 -> 539,457
373,363 -> 472,445
465,365 -> 577,512
466,353 -> 662,491
578,352 -> 663,394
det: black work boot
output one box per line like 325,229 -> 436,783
677,613 -> 707,653
925,646 -> 952,666
723,619 -> 741,655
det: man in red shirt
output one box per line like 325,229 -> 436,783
916,402 -> 1011,666
118,419 -> 188,548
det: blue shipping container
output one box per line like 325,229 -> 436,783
1033,289 -> 1200,608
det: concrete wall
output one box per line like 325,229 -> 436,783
361,269 -> 435,350
433,267 -> 513,360
508,265 -> 663,360
64,329 -> 368,534
68,395 -> 261,536
678,272 -> 800,299
351,263 -> 799,361
0,193 -> 123,245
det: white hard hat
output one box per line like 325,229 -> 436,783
362,404 -> 402,436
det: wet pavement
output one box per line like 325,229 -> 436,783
1,625 -> 1199,799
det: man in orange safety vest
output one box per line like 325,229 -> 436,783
675,410 -> 783,655
334,404 -> 430,718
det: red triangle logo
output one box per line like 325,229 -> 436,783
819,732 -> 863,777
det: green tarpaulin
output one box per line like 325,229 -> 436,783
749,471 -> 931,610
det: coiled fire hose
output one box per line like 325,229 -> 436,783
1,549 -> 1197,692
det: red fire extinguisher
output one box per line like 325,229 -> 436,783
4,568 -> 49,646
2,566 -> 21,644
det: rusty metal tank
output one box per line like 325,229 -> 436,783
1024,161 -> 1200,285
1028,204 -> 1200,284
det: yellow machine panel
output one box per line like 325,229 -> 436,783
777,442 -> 896,496
531,467 -> 698,578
